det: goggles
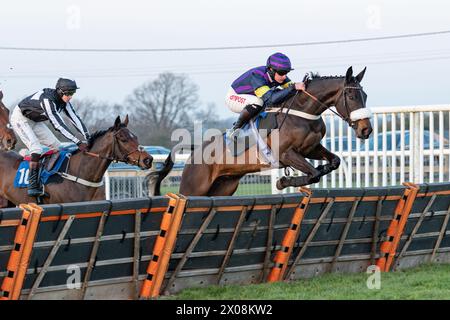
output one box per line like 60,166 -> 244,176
62,90 -> 76,96
275,69 -> 289,76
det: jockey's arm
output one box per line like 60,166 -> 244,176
41,99 -> 81,145
282,78 -> 305,91
281,78 -> 293,89
64,103 -> 91,141
256,84 -> 297,106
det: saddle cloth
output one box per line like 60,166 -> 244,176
14,149 -> 73,188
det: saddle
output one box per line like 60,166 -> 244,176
225,111 -> 278,157
14,149 -> 73,188
23,149 -> 61,172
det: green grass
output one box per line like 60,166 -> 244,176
161,183 -> 272,196
235,183 -> 271,195
166,263 -> 450,300
160,186 -> 180,195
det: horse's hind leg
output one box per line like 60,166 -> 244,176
277,149 -> 322,189
206,175 -> 243,197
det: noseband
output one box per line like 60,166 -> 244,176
336,84 -> 366,129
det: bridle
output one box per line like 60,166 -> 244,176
302,82 -> 366,129
84,128 -> 145,166
57,128 -> 146,187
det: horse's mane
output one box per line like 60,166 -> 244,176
307,72 -> 344,81
87,123 -> 127,148
88,129 -> 110,148
302,72 -> 345,92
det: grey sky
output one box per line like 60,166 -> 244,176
1,0 -> 450,118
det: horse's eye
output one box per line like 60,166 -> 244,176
349,96 -> 355,100
117,134 -> 127,142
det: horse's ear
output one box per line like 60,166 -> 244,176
0,90 -> 3,101
345,66 -> 353,82
124,114 -> 129,127
355,67 -> 366,83
114,116 -> 121,129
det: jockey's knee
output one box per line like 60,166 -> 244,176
30,153 -> 41,161
244,104 -> 263,115
29,145 -> 43,155
47,141 -> 62,150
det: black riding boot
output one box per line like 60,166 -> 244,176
229,105 -> 263,141
232,105 -> 262,131
232,109 -> 253,131
27,153 -> 43,197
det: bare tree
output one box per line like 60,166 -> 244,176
72,98 -> 125,131
192,102 -> 235,132
126,72 -> 200,146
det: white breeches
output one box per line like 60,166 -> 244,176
10,106 -> 61,155
225,87 -> 263,113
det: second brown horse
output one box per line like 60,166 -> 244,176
0,90 -> 17,150
0,115 -> 152,207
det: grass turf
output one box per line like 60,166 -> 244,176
166,263 -> 450,300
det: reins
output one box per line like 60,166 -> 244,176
83,129 -> 143,166
277,82 -> 365,131
61,128 -> 144,187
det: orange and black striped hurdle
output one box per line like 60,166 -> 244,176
1,203 -> 43,300
267,188 -> 311,282
139,193 -> 187,298
376,183 -> 419,272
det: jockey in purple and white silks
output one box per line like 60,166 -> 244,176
225,52 -> 306,137
10,78 -> 91,197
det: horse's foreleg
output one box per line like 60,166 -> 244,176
277,149 -> 321,189
0,196 -> 15,208
305,144 -> 341,177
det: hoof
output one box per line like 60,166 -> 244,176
315,164 -> 325,172
276,177 -> 288,190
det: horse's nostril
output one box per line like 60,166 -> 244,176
143,157 -> 152,166
364,127 -> 372,137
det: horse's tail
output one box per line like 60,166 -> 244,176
145,152 -> 174,196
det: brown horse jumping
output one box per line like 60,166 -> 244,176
153,66 -> 373,196
0,115 -> 152,207
0,90 -> 17,150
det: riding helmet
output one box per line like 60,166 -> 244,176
55,78 -> 79,94
266,52 -> 293,72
